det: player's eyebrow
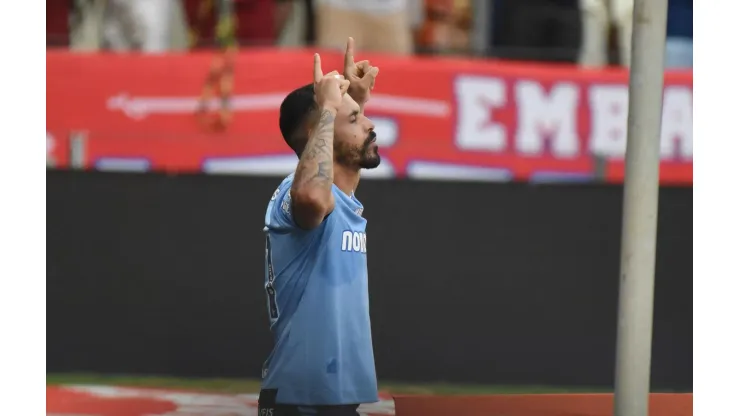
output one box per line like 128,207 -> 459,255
350,110 -> 360,118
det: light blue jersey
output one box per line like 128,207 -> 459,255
261,173 -> 378,405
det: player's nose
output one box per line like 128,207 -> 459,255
364,116 -> 374,131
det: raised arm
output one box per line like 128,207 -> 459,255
290,54 -> 349,230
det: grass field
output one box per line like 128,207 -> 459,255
47,373 -> 607,395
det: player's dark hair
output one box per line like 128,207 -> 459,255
279,83 -> 318,156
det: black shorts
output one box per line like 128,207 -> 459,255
258,389 -> 360,416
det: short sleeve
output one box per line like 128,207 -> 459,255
266,179 -> 298,232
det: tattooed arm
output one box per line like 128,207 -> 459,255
290,54 -> 347,230
290,107 -> 338,229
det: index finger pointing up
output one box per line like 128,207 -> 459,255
344,37 -> 355,73
313,53 -> 323,83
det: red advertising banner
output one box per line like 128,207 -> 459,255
393,393 -> 692,416
46,49 -> 693,184
47,385 -> 396,416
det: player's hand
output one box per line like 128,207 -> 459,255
313,54 -> 350,113
324,70 -> 351,96
343,37 -> 379,105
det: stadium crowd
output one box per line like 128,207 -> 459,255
47,0 -> 692,68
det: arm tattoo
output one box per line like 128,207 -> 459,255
294,109 -> 335,191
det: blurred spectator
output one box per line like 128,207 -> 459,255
275,0 -> 317,47
132,0 -> 179,52
47,0 -> 71,46
186,0 -> 297,130
185,0 -> 294,47
579,0 -> 633,67
189,0 -> 239,129
665,0 -> 692,69
101,0 -> 146,51
491,0 -> 583,64
66,0 -> 179,52
313,0 -> 421,55
68,0 -> 108,50
416,0 -> 472,55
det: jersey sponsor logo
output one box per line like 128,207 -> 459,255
341,230 -> 367,253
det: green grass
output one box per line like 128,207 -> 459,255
47,373 -> 606,395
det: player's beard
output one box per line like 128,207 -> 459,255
358,131 -> 381,169
336,131 -> 381,170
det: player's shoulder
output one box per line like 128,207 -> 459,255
268,173 -> 295,202
279,172 -> 296,191
265,174 -> 298,230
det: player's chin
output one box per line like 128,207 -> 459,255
359,151 -> 381,170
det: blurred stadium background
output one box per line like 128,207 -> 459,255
46,1 -> 692,415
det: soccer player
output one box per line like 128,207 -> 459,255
258,38 -> 381,416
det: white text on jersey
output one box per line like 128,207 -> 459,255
341,231 -> 367,253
